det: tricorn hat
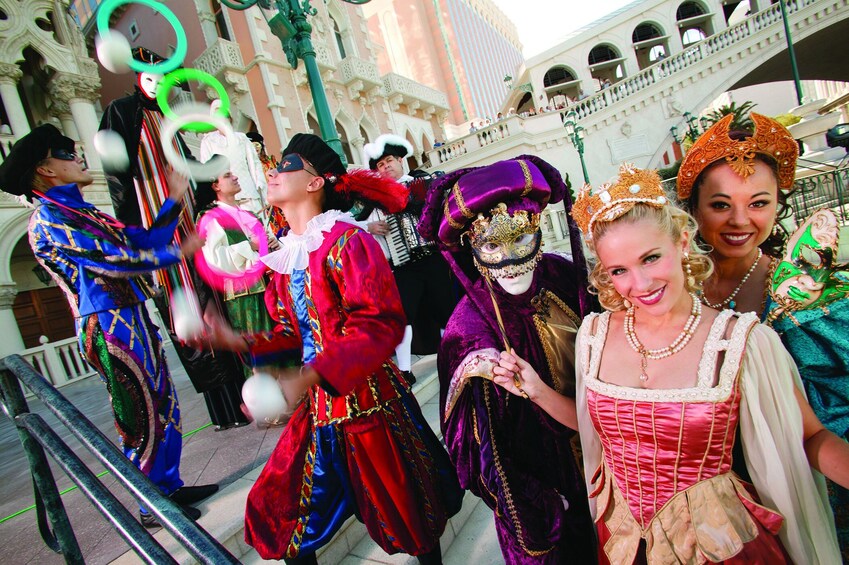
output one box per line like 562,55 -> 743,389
362,134 -> 413,170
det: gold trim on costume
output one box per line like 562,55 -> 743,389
452,181 -> 475,218
518,160 -> 534,196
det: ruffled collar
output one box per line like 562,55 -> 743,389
261,210 -> 362,274
41,183 -> 91,209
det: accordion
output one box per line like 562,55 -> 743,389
385,211 -> 435,268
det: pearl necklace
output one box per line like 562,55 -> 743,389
624,292 -> 703,382
703,249 -> 762,310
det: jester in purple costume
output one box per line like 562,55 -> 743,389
0,125 -> 216,525
418,156 -> 597,563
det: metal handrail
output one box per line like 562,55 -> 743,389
0,354 -> 240,565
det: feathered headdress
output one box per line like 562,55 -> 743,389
332,168 -> 408,214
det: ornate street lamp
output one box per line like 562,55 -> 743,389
503,75 -> 513,90
563,110 -> 590,184
219,0 -> 371,163
670,125 -> 681,145
683,111 -> 700,141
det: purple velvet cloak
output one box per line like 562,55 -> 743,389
438,253 -> 597,564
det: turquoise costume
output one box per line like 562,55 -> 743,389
766,208 -> 849,559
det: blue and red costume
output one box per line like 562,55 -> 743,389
241,214 -> 462,559
29,183 -> 186,496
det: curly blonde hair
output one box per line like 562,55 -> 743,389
586,203 -> 713,311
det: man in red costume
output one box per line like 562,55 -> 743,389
201,134 -> 463,564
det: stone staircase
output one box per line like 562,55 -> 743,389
111,356 -> 504,565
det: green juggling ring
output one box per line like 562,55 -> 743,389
156,69 -> 231,133
96,0 -> 187,75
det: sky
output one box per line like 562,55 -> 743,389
490,0 -> 638,57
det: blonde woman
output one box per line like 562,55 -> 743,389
496,165 -> 848,564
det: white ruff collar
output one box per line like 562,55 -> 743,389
260,210 -> 363,274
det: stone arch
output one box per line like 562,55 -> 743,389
333,107 -> 359,164
542,65 -> 581,103
676,0 -> 708,20
358,113 -> 379,144
0,1 -> 76,73
0,208 -> 33,281
306,112 -> 320,135
588,43 -> 625,89
404,129 -> 419,170
676,1 -> 715,44
632,21 -> 670,70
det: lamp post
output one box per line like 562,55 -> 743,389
670,125 -> 681,145
683,111 -> 700,141
219,0 -> 370,163
563,110 -> 590,184
778,0 -> 804,105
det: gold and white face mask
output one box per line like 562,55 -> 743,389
466,203 -> 543,283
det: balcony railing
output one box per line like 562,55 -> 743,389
429,116 -> 524,166
382,73 -> 449,110
339,56 -> 381,86
21,336 -> 96,392
193,38 -> 246,77
790,167 -> 849,226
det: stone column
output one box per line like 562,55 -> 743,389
0,63 -> 30,138
349,136 -> 365,166
0,283 -> 26,358
50,72 -> 103,170
196,9 -> 220,47
51,98 -> 80,141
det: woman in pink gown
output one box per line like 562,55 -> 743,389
495,165 -> 849,564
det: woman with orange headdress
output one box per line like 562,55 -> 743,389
678,113 -> 849,557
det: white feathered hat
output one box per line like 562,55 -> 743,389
362,134 -> 413,170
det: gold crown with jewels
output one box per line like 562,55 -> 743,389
466,203 -> 540,247
571,164 -> 668,239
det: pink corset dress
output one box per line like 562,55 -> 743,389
583,310 -> 789,564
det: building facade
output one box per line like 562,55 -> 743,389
363,0 -> 524,126
0,0 -> 452,384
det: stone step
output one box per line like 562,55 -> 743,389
111,356 -> 457,565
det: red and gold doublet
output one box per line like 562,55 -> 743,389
243,219 -> 461,559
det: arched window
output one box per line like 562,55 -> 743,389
210,0 -> 231,41
543,66 -> 576,88
336,120 -> 353,165
588,44 -> 620,65
682,27 -> 707,45
307,114 -> 320,135
632,23 -> 663,43
332,17 -> 346,60
677,1 -> 706,21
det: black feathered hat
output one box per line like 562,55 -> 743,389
279,133 -> 408,214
